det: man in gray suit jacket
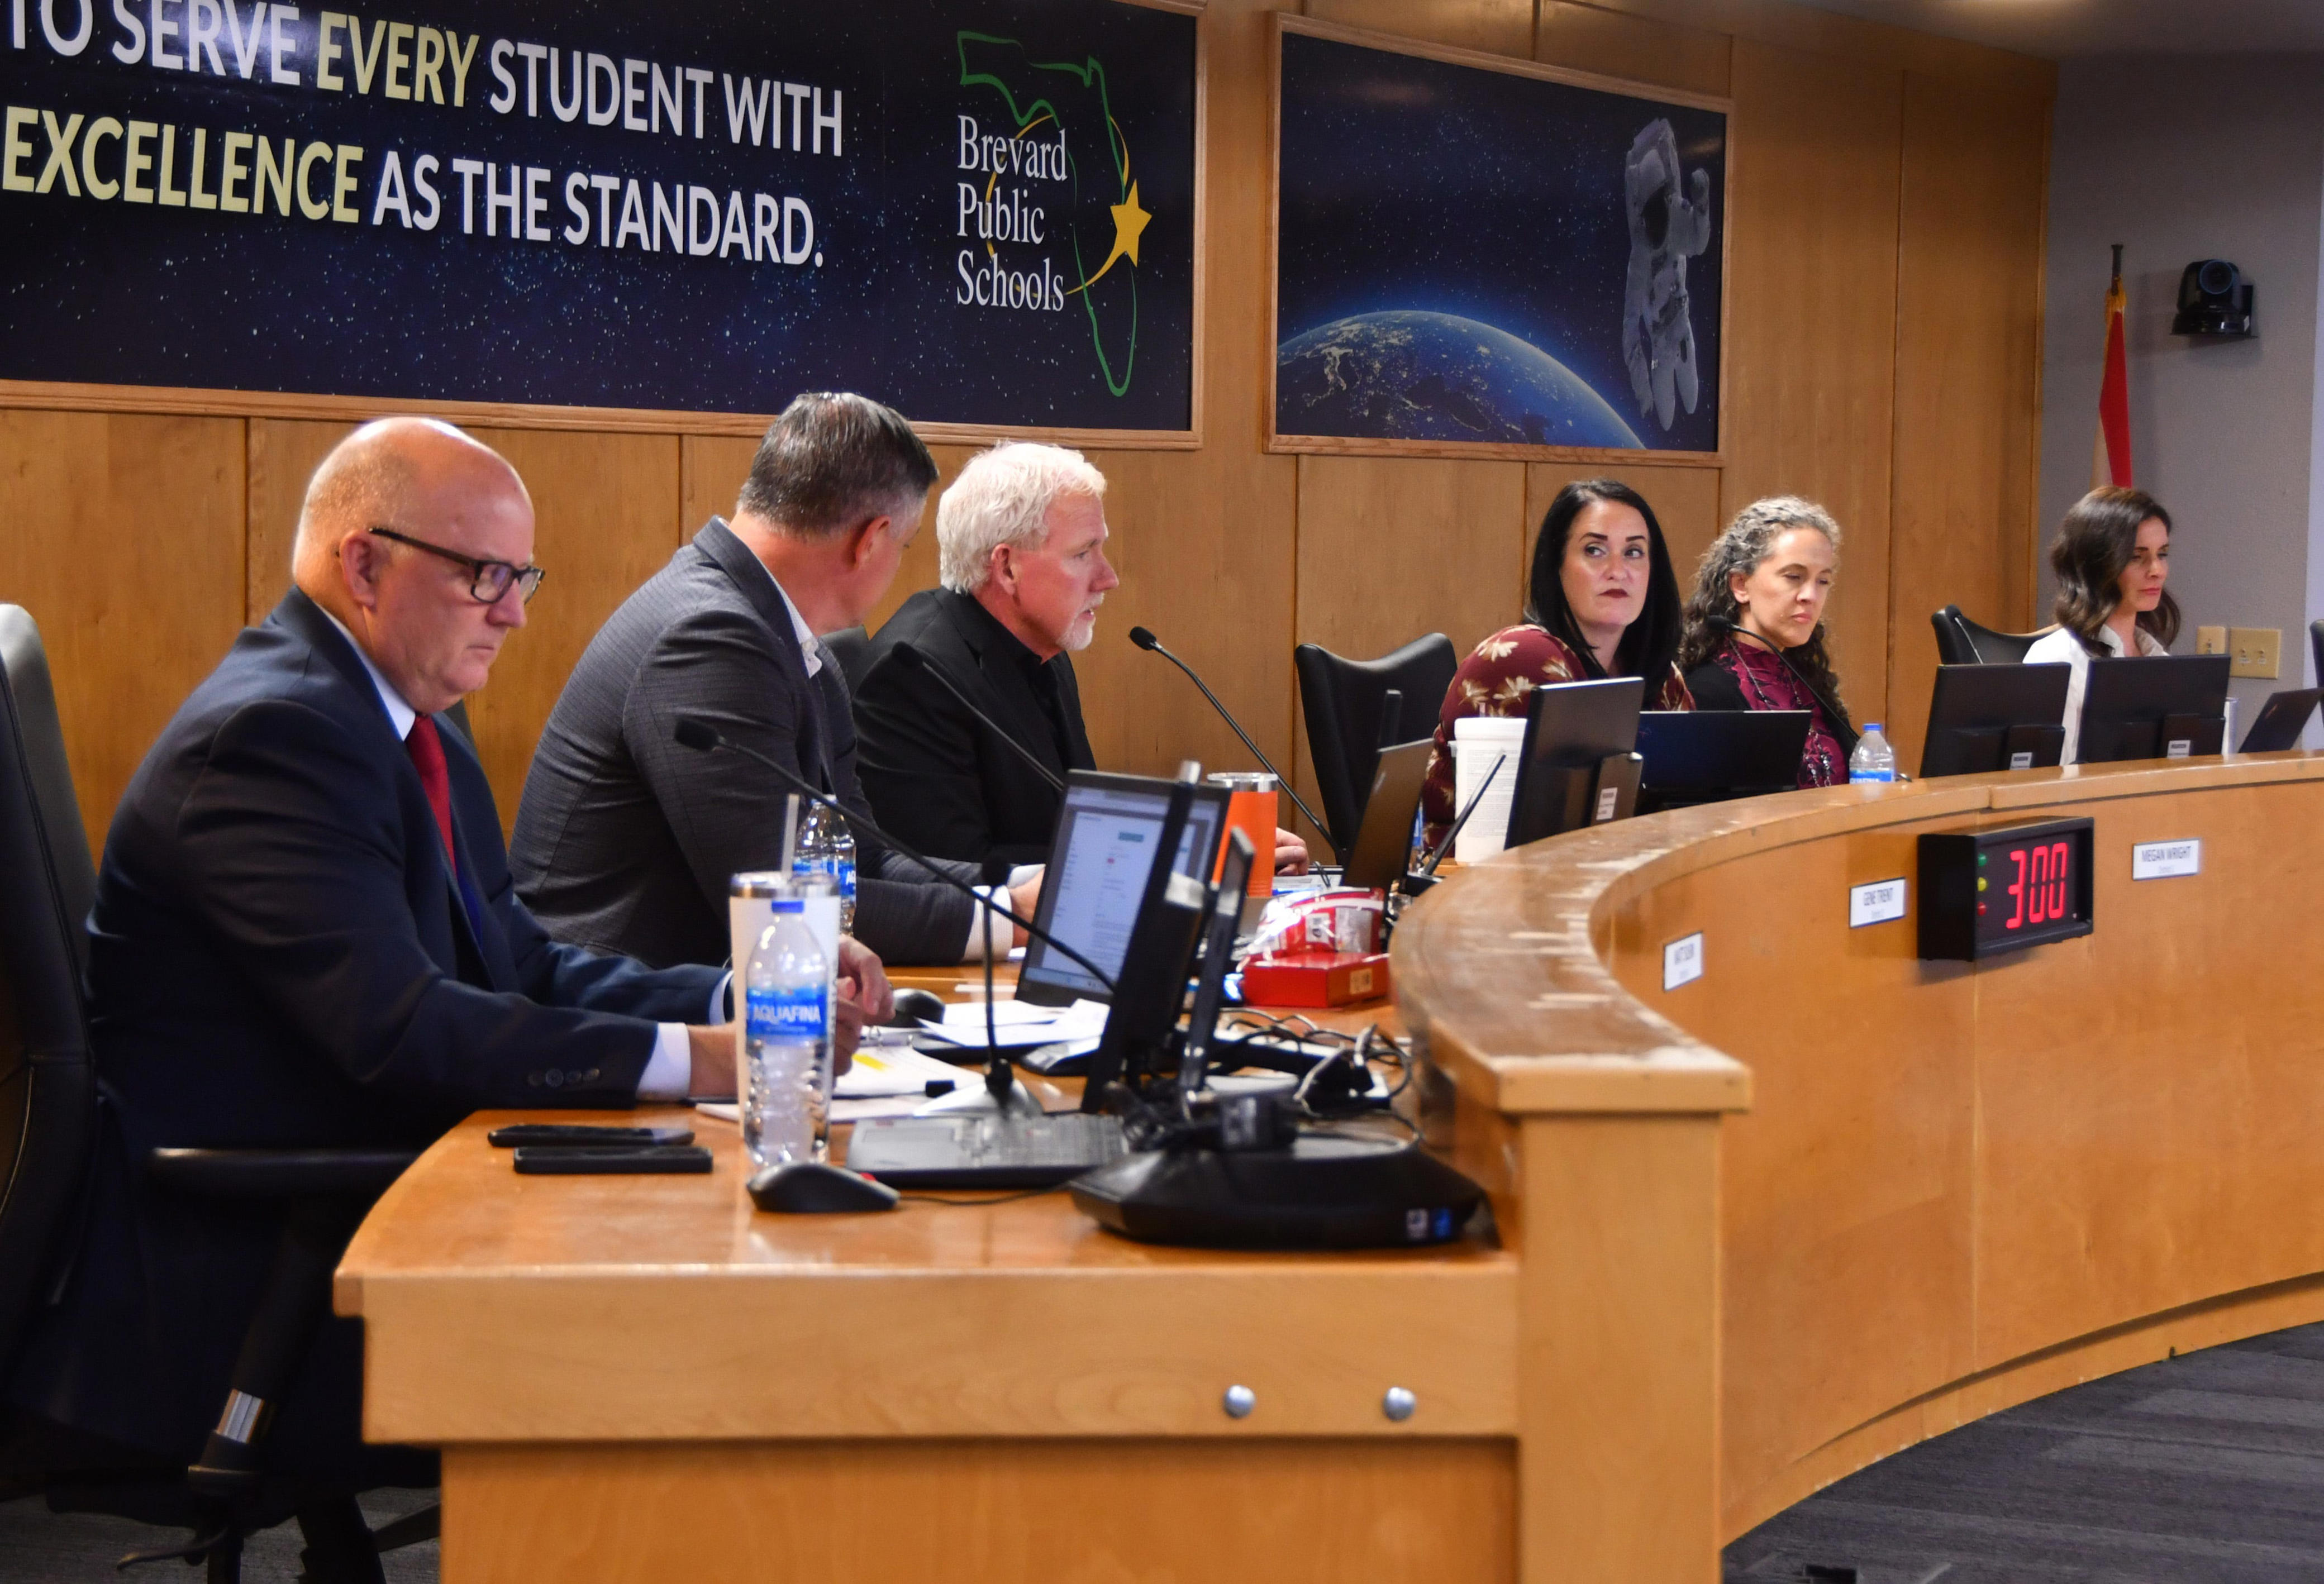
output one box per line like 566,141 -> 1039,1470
512,394 -> 1035,968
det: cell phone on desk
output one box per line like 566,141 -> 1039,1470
511,1144 -> 713,1175
488,1123 -> 696,1148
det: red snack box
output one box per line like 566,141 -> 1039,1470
1240,951 -> 1392,1008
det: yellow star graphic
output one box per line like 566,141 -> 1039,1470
1074,181 -> 1150,294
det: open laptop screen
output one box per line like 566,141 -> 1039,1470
1017,772 -> 1228,1005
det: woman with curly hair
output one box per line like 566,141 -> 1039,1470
1677,497 -> 1858,788
2021,486 -> 2177,764
1418,478 -> 1691,851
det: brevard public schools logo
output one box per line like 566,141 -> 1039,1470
953,30 -> 1151,395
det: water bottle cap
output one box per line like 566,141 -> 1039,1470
1864,723 -> 1883,732
770,898 -> 804,914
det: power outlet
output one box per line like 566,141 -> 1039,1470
2229,626 -> 2282,679
2197,626 -> 2227,655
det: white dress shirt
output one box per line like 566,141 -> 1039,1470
2022,621 -> 2168,765
319,609 -> 712,1099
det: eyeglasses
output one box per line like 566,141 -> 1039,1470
368,527 -> 546,605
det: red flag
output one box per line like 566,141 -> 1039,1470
2094,245 -> 2132,488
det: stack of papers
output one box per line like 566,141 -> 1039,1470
912,998 -> 1109,1051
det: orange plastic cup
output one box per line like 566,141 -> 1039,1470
1206,772 -> 1277,896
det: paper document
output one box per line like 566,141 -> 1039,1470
914,998 -> 1110,1048
836,1043 -> 981,1098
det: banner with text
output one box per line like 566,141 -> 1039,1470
0,0 -> 1197,430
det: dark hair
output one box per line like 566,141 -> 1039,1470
736,392 -> 938,536
1522,479 -> 1683,684
2050,486 -> 2179,655
1675,495 -> 1852,729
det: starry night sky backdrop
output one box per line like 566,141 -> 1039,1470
1276,32 -> 1725,454
0,0 -> 1194,430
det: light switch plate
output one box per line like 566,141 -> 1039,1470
2197,626 -> 2227,655
2229,627 -> 2281,679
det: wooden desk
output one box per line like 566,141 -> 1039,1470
342,757 -> 2324,1581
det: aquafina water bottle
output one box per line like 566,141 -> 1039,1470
792,800 -> 857,933
1849,723 -> 1897,785
742,898 -> 834,1168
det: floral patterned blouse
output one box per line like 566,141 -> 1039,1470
1419,625 -> 1693,851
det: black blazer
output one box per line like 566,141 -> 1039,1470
6,589 -> 720,1471
853,589 -> 1096,872
510,519 -> 979,968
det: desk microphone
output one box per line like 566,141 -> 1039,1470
889,643 -> 1065,794
670,718 -> 1115,994
1708,614 -> 1855,739
1126,626 -> 1331,840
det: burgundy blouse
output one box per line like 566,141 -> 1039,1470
1715,643 -> 1847,788
1419,625 -> 1693,851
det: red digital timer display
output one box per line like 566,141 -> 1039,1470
1919,817 -> 2094,960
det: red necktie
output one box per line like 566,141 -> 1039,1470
404,716 -> 459,873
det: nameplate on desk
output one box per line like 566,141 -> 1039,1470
2132,839 -> 2201,880
1849,877 -> 1908,928
2166,739 -> 2193,759
1663,933 -> 1703,991
2008,750 -> 2035,771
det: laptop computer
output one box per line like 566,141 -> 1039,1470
1637,710 -> 1811,809
2240,688 -> 2322,752
1013,771 -> 1229,1008
1340,738 -> 1431,893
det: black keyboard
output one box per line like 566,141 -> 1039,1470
845,1112 -> 1127,1189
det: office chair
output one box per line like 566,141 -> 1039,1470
1931,604 -> 2055,666
822,626 -> 876,693
2309,619 -> 2324,689
0,605 -> 425,1583
1295,634 -> 1457,865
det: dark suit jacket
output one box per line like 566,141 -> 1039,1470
510,518 -> 978,968
5,589 -> 720,1471
853,589 -> 1095,873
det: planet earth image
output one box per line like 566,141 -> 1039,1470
1277,310 -> 1643,449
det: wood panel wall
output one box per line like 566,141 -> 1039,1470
0,0 -> 2051,861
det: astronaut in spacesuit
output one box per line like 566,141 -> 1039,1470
1622,118 -> 1713,434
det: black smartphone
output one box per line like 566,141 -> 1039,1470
488,1124 -> 695,1148
511,1145 -> 715,1175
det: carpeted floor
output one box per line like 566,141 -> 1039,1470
0,1486 -> 437,1582
1725,1320 -> 2324,1582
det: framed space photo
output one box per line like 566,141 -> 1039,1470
1269,16 -> 1730,462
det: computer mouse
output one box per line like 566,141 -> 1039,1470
747,1161 -> 901,1214
888,987 -> 947,1027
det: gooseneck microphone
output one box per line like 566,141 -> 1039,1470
889,643 -> 1065,794
1126,626 -> 1331,840
671,717 -> 1115,993
1708,614 -> 1855,739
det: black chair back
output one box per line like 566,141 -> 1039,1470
2309,620 -> 2324,689
823,626 -> 876,694
1931,604 -> 2052,666
1295,634 -> 1457,863
0,605 -> 99,1376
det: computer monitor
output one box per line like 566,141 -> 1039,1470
1340,738 -> 1432,893
2241,688 -> 2323,753
1918,664 -> 2071,779
1635,710 -> 1810,811
1079,788 -> 1208,1110
1177,829 -> 1257,1103
2076,655 -> 2232,764
1017,771 -> 1230,1007
1503,677 -> 1645,848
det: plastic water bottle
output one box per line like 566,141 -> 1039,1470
1849,723 -> 1897,785
792,800 -> 856,933
742,899 -> 834,1168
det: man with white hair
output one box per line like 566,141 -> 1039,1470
853,442 -> 1115,871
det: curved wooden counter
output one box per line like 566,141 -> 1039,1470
1394,752 -> 2324,1578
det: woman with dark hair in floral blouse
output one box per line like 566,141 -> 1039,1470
1420,479 -> 1692,851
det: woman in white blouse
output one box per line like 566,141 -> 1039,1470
2023,486 -> 2178,764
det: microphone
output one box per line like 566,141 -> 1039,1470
1708,614 -> 1855,739
889,643 -> 1065,794
671,718 -> 1114,993
1126,626 -> 1331,841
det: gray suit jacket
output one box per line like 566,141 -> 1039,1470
511,518 -> 977,967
